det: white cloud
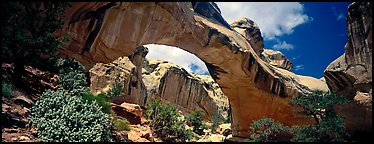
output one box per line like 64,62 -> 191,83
294,64 -> 304,71
217,2 -> 312,40
272,40 -> 294,50
144,44 -> 209,75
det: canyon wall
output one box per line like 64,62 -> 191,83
143,60 -> 229,118
89,46 -> 148,106
324,2 -> 372,134
89,46 -> 230,119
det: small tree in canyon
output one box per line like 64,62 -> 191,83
1,2 -> 71,87
290,91 -> 350,142
186,110 -> 208,135
145,99 -> 193,142
247,91 -> 350,142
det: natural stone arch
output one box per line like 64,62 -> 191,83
59,2 -> 327,138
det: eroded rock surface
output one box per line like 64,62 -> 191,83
143,60 -> 230,118
261,49 -> 293,71
231,17 -> 264,55
61,2 -> 329,138
89,46 -> 148,106
324,2 -> 372,134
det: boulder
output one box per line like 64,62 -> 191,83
111,103 -> 143,125
112,130 -> 131,142
13,96 -> 34,108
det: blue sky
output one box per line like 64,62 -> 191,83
145,2 -> 352,78
267,2 -> 351,78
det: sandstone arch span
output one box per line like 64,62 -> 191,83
60,2 -> 327,138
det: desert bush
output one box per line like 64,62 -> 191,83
291,115 -> 348,142
186,110 -> 208,135
246,118 -> 294,142
29,89 -> 111,142
2,81 -> 13,99
290,91 -> 349,142
106,80 -> 122,99
55,58 -> 88,96
245,91 -> 350,142
112,116 -> 131,131
224,114 -> 232,124
210,113 -> 225,133
145,99 -> 193,142
55,58 -> 85,75
81,92 -> 111,114
290,91 -> 347,123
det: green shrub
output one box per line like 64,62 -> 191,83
106,80 -> 122,99
291,116 -> 348,142
112,116 -> 131,131
145,99 -> 193,142
56,58 -> 88,96
144,98 -> 161,119
246,118 -> 294,142
2,81 -> 13,99
29,89 -> 111,142
224,114 -> 231,124
173,118 -> 194,142
244,92 -> 350,142
55,58 -> 85,74
210,113 -> 225,133
81,92 -> 111,114
290,91 -> 347,123
186,110 -> 208,135
290,91 -> 349,142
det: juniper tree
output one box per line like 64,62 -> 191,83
1,2 -> 71,87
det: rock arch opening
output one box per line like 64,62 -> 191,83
144,44 -> 210,75
141,44 -> 230,119
61,2 -> 328,138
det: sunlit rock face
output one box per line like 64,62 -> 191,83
324,2 -> 372,134
143,60 -> 230,118
89,46 -> 230,119
260,49 -> 293,71
89,46 -> 148,106
61,2 -> 328,138
231,17 -> 264,56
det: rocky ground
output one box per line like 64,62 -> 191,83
2,63 -> 58,142
2,63 -> 231,142
111,101 -> 232,142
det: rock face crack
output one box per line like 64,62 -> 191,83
81,2 -> 117,54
